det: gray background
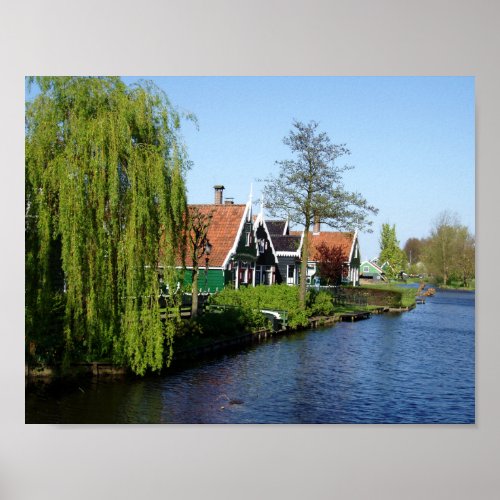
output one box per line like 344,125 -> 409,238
1,0 -> 498,498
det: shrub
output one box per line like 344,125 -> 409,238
210,284 -> 310,328
307,290 -> 334,316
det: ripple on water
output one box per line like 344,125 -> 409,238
26,290 -> 475,424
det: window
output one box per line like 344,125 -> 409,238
288,265 -> 294,279
258,239 -> 265,254
244,222 -> 252,247
363,266 -> 369,272
255,265 -> 261,285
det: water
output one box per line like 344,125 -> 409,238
26,289 -> 475,424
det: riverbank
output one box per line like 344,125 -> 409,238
26,300 -> 418,383
26,288 -> 473,424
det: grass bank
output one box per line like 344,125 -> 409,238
350,284 -> 418,308
174,285 -> 377,355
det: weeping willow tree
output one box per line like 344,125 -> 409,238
25,77 -> 191,374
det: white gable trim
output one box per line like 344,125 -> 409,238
347,229 -> 358,263
222,199 -> 252,269
253,212 -> 278,261
276,251 -> 301,257
360,260 -> 384,274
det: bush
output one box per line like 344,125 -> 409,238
200,308 -> 269,337
210,284 -> 310,328
176,308 -> 270,341
307,290 -> 334,316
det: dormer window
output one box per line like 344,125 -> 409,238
244,222 -> 252,247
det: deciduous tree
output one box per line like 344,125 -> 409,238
454,227 -> 475,287
314,242 -> 347,285
186,206 -> 213,317
422,212 -> 475,286
25,77 -> 191,374
263,120 -> 377,306
379,223 -> 406,277
403,237 -> 425,266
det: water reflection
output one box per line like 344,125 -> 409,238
26,290 -> 475,424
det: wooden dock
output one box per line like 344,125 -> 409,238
339,311 -> 371,322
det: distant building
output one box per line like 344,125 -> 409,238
359,260 -> 387,282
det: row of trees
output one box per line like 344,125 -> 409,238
379,213 -> 475,286
26,78 -> 378,374
405,212 -> 475,286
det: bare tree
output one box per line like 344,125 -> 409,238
187,207 -> 213,317
263,120 -> 378,306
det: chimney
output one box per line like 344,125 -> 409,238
224,197 -> 234,205
313,213 -> 321,234
214,185 -> 225,205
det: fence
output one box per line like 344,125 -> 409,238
310,285 -> 368,307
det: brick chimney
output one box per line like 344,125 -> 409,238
214,185 -> 225,205
313,213 -> 321,234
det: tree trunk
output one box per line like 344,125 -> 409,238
191,266 -> 199,317
299,229 -> 309,307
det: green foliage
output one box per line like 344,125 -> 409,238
173,308 -> 270,353
200,308 -> 269,337
25,77 -> 192,374
306,290 -> 334,316
421,212 -> 475,286
359,284 -> 417,308
379,223 -> 406,276
210,284 -> 310,328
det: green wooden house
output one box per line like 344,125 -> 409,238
359,260 -> 387,281
178,185 -> 272,291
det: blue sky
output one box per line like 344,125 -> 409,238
28,76 -> 475,260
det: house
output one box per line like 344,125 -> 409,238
262,218 -> 302,285
178,188 -> 361,290
179,185 -> 278,291
359,260 -> 387,282
252,211 -> 280,285
290,219 -> 361,286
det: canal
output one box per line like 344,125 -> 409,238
26,288 -> 475,424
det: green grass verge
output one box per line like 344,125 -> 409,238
357,284 -> 418,308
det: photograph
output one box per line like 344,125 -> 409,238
25,76 -> 475,424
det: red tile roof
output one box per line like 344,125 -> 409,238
181,204 -> 247,267
291,231 -> 355,262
